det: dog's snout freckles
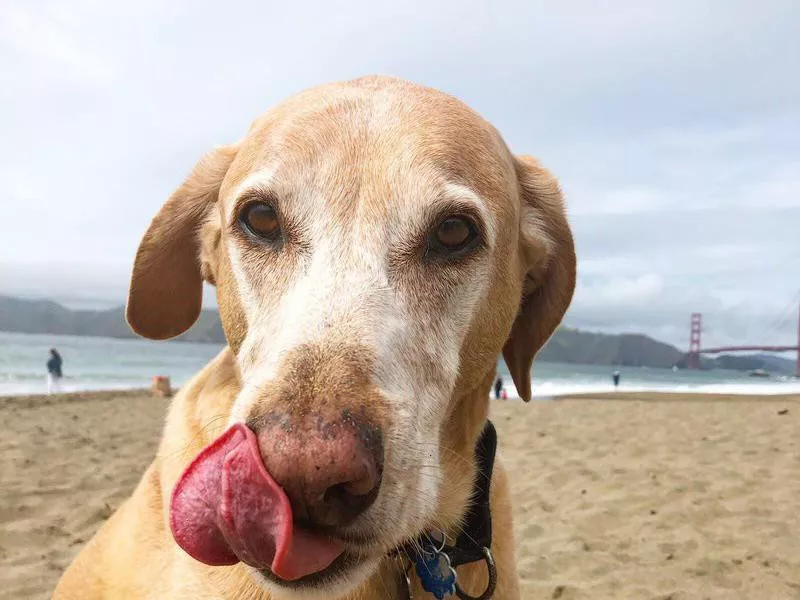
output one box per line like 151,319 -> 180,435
250,410 -> 384,530
234,343 -> 390,533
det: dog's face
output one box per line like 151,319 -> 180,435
127,76 -> 574,598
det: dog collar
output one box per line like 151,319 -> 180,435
397,420 -> 498,599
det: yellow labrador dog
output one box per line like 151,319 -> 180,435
54,75 -> 575,600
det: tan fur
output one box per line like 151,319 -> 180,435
54,76 -> 575,600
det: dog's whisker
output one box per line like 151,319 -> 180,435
160,414 -> 232,461
403,442 -> 494,484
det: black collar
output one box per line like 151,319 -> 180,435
448,419 -> 497,567
397,420 -> 498,599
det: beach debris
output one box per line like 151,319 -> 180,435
777,408 -> 789,415
99,502 -> 114,521
151,375 -> 172,397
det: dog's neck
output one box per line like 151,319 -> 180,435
443,366 -> 496,457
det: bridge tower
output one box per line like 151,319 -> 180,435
687,312 -> 702,370
796,297 -> 800,378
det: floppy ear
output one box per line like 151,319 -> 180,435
502,155 -> 576,402
126,144 -> 239,340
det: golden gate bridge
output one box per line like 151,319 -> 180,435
685,295 -> 800,377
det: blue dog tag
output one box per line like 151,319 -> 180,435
414,548 -> 457,599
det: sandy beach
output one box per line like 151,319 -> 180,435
1,390 -> 799,599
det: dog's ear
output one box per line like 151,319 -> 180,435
126,144 -> 239,340
502,155 -> 576,402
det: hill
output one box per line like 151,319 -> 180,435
0,295 -> 795,373
0,295 -> 223,343
537,328 -> 683,368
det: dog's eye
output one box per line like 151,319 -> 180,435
240,202 -> 281,240
436,217 -> 472,248
428,216 -> 479,256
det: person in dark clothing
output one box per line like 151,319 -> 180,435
47,348 -> 63,394
612,370 -> 621,388
494,376 -> 503,399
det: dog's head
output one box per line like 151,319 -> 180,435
127,76 -> 574,598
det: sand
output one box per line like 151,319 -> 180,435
1,390 -> 799,599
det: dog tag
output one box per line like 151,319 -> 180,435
414,548 -> 456,599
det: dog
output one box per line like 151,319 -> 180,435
54,75 -> 575,599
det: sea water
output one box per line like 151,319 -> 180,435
0,331 -> 221,396
1,331 -> 798,397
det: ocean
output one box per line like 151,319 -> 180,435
1,331 -> 798,398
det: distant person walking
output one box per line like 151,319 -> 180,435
494,376 -> 503,399
46,348 -> 63,394
612,370 -> 621,389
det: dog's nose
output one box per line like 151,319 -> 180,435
254,414 -> 383,529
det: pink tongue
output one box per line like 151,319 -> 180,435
169,423 -> 345,581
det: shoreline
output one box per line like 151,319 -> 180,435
4,387 -> 800,405
557,390 -> 800,402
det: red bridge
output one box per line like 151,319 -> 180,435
686,297 -> 800,377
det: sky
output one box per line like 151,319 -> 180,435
0,0 -> 798,350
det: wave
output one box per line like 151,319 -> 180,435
0,379 -> 149,397
494,379 -> 800,400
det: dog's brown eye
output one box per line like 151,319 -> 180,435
425,214 -> 481,260
436,217 -> 472,248
240,202 -> 280,240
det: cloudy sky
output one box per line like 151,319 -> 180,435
1,0 -> 798,349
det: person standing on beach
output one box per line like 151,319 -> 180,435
612,370 -> 621,388
494,376 -> 503,399
46,348 -> 63,394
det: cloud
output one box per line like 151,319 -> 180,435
0,0 -> 798,349
579,274 -> 665,306
1,4 -> 115,85
569,186 -> 672,216
737,162 -> 800,209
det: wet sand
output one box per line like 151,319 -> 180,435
1,390 -> 799,599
